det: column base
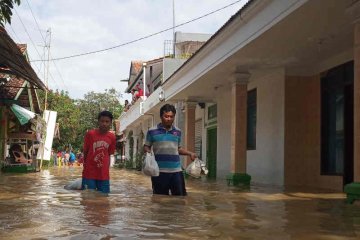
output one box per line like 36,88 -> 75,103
226,173 -> 251,186
344,182 -> 360,204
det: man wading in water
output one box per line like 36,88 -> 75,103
144,104 -> 197,196
81,110 -> 116,194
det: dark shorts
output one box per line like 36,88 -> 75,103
151,171 -> 187,196
81,178 -> 110,194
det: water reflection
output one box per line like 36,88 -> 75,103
0,167 -> 359,239
81,194 -> 111,227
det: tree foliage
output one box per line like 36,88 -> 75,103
76,88 -> 123,132
38,88 -> 123,152
0,0 -> 21,27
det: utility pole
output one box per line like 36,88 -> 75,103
40,28 -> 51,171
44,28 -> 51,111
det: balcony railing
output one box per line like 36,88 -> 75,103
119,87 -> 164,132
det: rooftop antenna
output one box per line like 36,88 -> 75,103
172,0 -> 176,57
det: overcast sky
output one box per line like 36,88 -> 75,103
6,0 -> 247,102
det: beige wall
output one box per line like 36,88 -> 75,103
216,85 -> 232,178
284,75 -> 343,191
247,68 -> 285,185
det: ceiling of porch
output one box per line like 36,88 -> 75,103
170,0 -> 356,103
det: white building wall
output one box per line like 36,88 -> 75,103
247,68 -> 285,186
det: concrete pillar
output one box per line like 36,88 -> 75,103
226,72 -> 251,186
354,22 -> 360,182
132,135 -> 138,168
184,102 -> 196,167
125,133 -> 130,161
344,9 -> 360,203
0,106 -> 7,161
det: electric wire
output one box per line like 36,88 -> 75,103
30,0 -> 244,62
8,24 -> 21,43
13,7 -> 62,90
14,8 -> 45,64
7,23 -> 46,86
25,0 -> 68,91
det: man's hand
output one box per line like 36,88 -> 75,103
189,152 -> 197,161
178,148 -> 197,160
144,145 -> 152,154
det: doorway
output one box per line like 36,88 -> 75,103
321,61 -> 354,185
207,127 -> 217,179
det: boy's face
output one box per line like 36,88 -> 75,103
98,116 -> 112,133
161,111 -> 175,129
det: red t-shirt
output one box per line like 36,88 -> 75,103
136,89 -> 143,98
82,129 -> 116,180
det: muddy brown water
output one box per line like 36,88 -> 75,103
0,167 -> 359,239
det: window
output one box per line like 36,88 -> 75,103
208,104 -> 217,121
247,89 -> 257,150
195,120 -> 202,159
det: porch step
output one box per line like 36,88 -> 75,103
226,173 -> 251,186
2,164 -> 36,173
344,182 -> 360,204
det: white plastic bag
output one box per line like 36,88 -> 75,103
64,178 -> 82,190
142,152 -> 159,177
186,158 -> 208,178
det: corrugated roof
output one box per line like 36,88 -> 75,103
0,27 -> 45,90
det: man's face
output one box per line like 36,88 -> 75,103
161,111 -> 175,128
98,116 -> 112,133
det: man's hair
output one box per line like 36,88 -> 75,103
98,110 -> 113,120
160,104 -> 176,117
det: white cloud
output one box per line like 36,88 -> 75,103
6,0 -> 247,100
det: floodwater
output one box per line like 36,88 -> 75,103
0,167 -> 359,240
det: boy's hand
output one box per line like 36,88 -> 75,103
189,152 -> 197,161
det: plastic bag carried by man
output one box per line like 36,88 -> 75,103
185,158 -> 208,178
142,152 -> 159,177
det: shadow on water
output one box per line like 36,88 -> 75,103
0,167 -> 359,239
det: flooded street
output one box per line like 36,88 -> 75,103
0,167 -> 359,240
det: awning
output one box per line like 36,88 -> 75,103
0,27 -> 46,90
10,104 -> 36,125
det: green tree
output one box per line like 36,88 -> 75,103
77,88 -> 123,132
0,0 -> 21,27
39,88 -> 124,152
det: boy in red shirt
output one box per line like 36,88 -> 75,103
81,111 -> 116,194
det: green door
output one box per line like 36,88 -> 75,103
207,127 -> 217,179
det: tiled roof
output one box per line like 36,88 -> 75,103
130,61 -> 143,76
0,74 -> 24,99
17,44 -> 27,54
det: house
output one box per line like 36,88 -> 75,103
119,32 -> 211,167
0,27 -> 46,169
120,0 -> 360,193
